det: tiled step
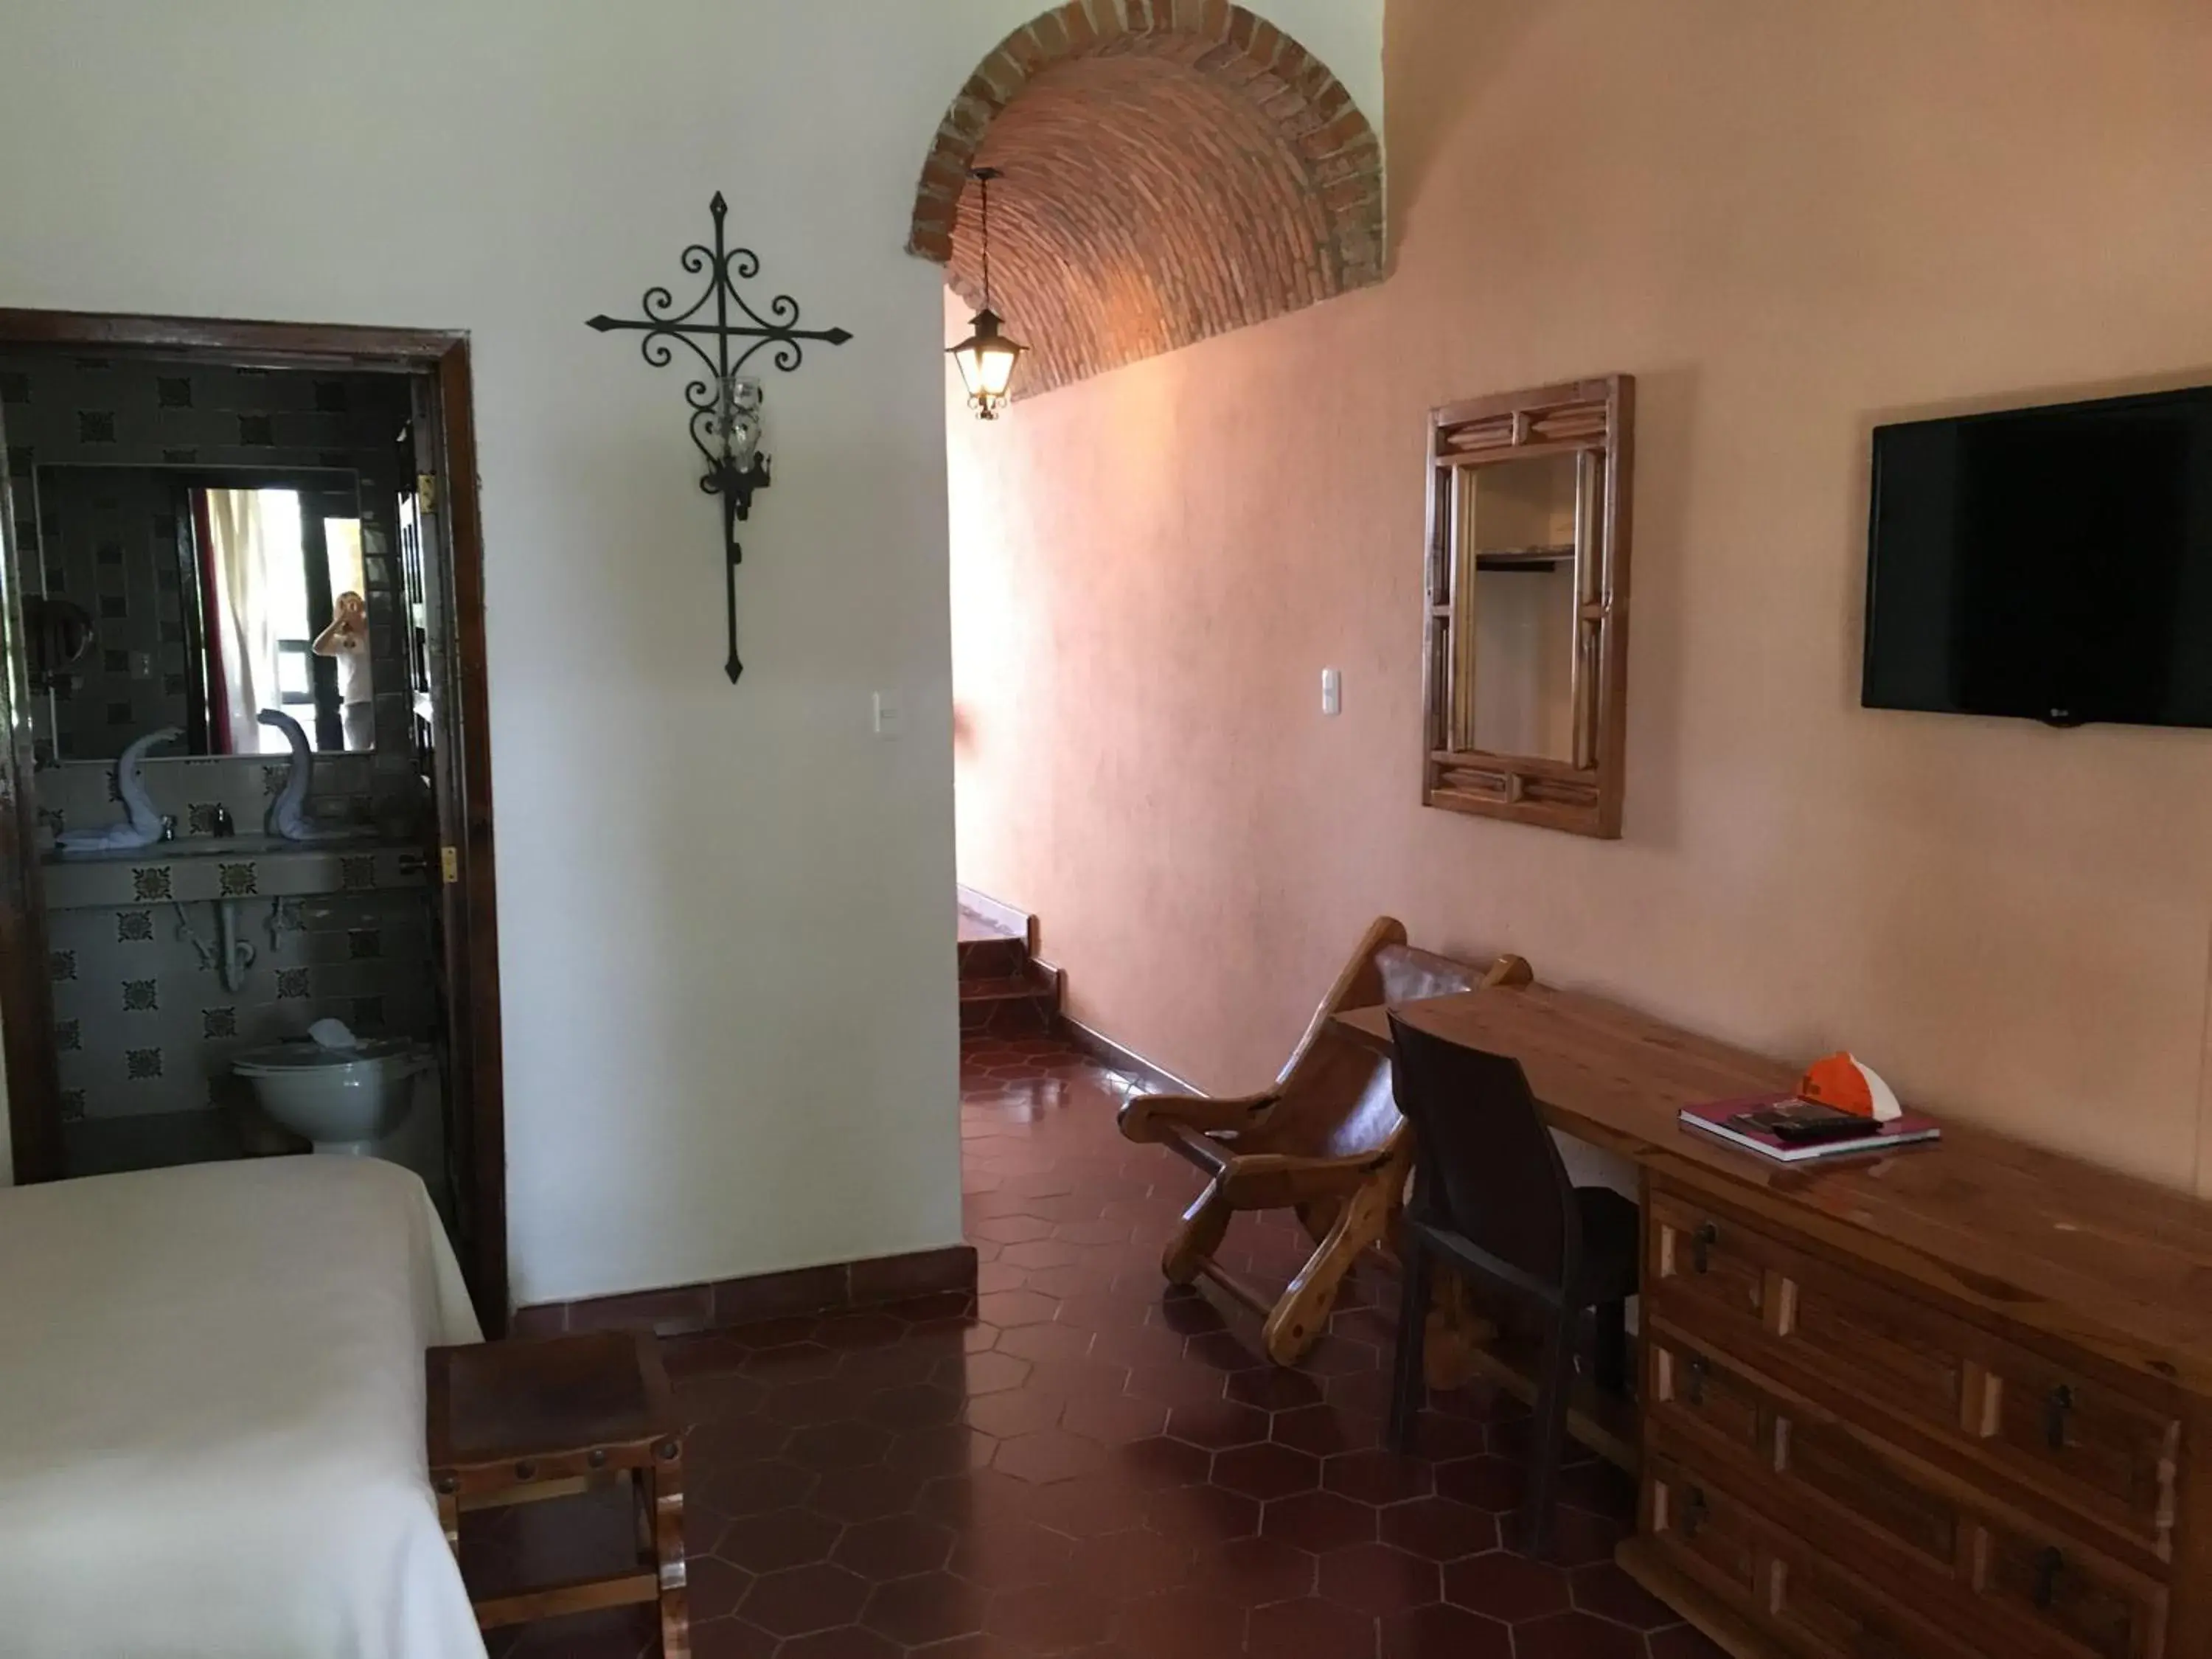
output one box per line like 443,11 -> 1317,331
958,966 -> 1062,1035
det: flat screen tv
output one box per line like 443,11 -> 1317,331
1863,383 -> 2212,729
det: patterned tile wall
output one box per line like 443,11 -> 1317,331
0,353 -> 418,763
46,883 -> 438,1121
32,748 -> 427,849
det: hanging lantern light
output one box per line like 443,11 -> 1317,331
947,166 -> 1026,420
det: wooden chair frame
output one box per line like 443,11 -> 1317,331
1119,917 -> 1531,1366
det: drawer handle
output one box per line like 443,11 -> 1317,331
2033,1546 -> 2064,1610
1691,1222 -> 1719,1275
2045,1383 -> 2073,1451
1685,1356 -> 1709,1406
1681,1485 -> 1708,1540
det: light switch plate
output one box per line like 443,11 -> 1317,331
1321,667 -> 1342,716
872,692 -> 904,738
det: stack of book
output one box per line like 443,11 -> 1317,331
1678,1095 -> 1941,1164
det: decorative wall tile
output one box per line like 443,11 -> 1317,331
188,804 -> 223,835
276,968 -> 311,1000
218,862 -> 258,896
238,413 -> 274,446
162,447 -> 198,464
116,908 -> 153,942
77,411 -> 116,443
156,377 -> 193,408
132,867 -> 172,900
202,1007 -> 237,1039
59,1090 -> 86,1122
122,978 -> 158,1012
347,928 -> 382,959
55,1018 -> 80,1051
262,766 -> 287,798
50,950 -> 75,981
340,855 -> 376,891
125,1048 -> 162,1079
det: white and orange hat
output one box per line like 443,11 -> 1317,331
1797,1052 -> 1902,1123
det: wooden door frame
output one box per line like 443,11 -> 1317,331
0,309 -> 508,1330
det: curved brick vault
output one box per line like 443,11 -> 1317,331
909,1 -> 1385,400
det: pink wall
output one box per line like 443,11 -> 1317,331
948,0 -> 2212,1196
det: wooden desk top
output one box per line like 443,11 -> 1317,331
1336,986 -> 2212,1395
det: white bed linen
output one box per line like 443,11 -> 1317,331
0,1155 -> 487,1659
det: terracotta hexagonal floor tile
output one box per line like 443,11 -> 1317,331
1318,1540 -> 1442,1617
992,1321 -> 1096,1365
1513,1610 -> 1649,1659
1164,1399 -> 1271,1451
1324,1448 -> 1434,1505
689,1615 -> 778,1659
866,1382 -> 966,1432
1214,1440 -> 1324,1501
993,1427 -> 1110,1484
774,1626 -> 902,1659
962,1388 -> 1066,1439
1379,1602 -> 1514,1659
1436,1455 -> 1528,1514
740,1562 -> 872,1638
1245,1594 -> 1380,1659
1262,1489 -> 1380,1553
787,1419 -> 894,1472
714,1506 -> 843,1573
984,1581 -> 1117,1649
943,1519 -> 1077,1589
1646,1622 -> 1732,1658
1059,1524 -> 1197,1598
1060,1390 -> 1170,1446
1110,1584 -> 1251,1659
973,1289 -> 1060,1327
1441,1550 -> 1573,1623
1378,1495 -> 1498,1562
1570,1562 -> 1679,1630
832,1512 -> 956,1581
1271,1402 -> 1385,1458
686,1554 -> 755,1621
858,1571 -> 991,1646
1203,1531 -> 1318,1604
943,1350 -> 1031,1395
804,1461 -> 929,1523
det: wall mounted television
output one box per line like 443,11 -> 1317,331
1863,383 -> 2212,729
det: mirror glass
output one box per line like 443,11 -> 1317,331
1458,452 -> 1588,764
27,465 -> 385,760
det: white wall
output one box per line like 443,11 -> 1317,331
0,1 -> 1380,1295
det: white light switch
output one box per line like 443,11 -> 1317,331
1321,667 -> 1342,716
872,692 -> 904,738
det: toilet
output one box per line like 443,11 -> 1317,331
233,1038 -> 434,1157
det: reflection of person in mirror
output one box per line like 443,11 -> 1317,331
312,591 -> 375,751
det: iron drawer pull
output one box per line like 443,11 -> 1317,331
1686,1356 -> 1709,1406
1691,1222 -> 1719,1274
2045,1383 -> 2074,1451
1682,1486 -> 1708,1540
2033,1546 -> 2064,1610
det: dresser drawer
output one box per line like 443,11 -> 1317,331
1644,1446 -> 1764,1601
1972,1517 -> 2168,1659
1647,1183 -> 2181,1558
1649,1330 -> 1767,1458
1768,1538 -> 1988,1659
1978,1346 -> 2181,1555
1649,1191 -> 1781,1336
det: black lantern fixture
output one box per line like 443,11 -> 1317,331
588,192 -> 853,682
947,167 -> 1027,420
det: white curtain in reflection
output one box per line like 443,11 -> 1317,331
203,487 -> 304,757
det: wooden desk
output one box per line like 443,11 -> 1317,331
1338,985 -> 2212,1659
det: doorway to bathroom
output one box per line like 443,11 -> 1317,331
0,310 -> 508,1329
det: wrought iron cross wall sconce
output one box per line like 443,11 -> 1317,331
588,192 -> 853,681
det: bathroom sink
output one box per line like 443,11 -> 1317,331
41,837 -> 425,910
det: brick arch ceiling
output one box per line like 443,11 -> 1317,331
909,2 -> 1384,400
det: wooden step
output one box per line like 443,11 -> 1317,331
958,966 -> 1061,1035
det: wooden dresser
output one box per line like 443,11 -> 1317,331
1335,986 -> 2212,1659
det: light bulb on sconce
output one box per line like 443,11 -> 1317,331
947,166 -> 1028,420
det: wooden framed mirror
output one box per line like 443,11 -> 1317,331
1421,375 -> 1634,838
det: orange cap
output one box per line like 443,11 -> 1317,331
1797,1052 -> 1902,1122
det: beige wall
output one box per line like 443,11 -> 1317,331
950,0 -> 2212,1196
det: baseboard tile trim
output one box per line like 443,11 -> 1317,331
512,1243 -> 978,1340
1056,1012 -> 1203,1097
956,883 -> 1037,950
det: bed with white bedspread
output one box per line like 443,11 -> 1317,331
0,1155 -> 487,1658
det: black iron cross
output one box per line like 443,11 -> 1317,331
588,192 -> 854,681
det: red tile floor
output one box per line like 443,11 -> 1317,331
476,1034 -> 1723,1658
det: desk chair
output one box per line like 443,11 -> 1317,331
1384,1014 -> 1638,1557
1118,916 -> 1531,1366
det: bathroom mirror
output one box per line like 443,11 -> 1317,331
1422,375 -> 1634,838
26,464 -> 391,760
